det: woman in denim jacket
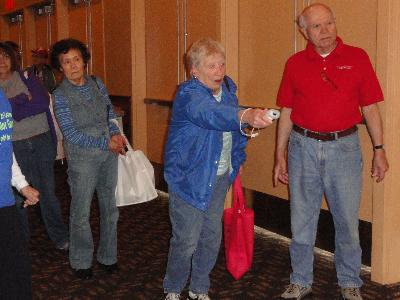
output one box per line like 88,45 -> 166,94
51,39 -> 126,279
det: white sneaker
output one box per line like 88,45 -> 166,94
281,283 -> 312,299
165,293 -> 181,300
341,287 -> 363,300
187,291 -> 211,300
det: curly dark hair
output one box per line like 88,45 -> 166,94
50,38 -> 91,71
0,42 -> 18,72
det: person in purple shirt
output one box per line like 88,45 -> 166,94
0,42 -> 69,250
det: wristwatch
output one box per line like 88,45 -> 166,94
373,144 -> 384,151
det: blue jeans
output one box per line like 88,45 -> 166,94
13,131 -> 69,247
164,172 -> 230,294
67,145 -> 119,269
288,130 -> 363,288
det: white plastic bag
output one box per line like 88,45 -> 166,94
116,147 -> 158,206
112,119 -> 158,206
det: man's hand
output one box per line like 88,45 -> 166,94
273,157 -> 289,186
372,150 -> 389,182
273,107 -> 292,187
361,103 -> 389,182
20,186 -> 39,207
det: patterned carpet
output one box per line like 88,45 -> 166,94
28,163 -> 400,299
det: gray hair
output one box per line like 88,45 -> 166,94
297,3 -> 335,29
186,38 -> 225,75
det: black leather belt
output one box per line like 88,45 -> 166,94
292,124 -> 358,141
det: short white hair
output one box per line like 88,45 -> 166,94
297,3 -> 335,29
186,38 -> 225,74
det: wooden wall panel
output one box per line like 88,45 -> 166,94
90,0 -> 105,78
146,104 -> 171,163
0,14 -> 9,39
67,0 -> 104,79
7,23 -> 21,45
24,7 -> 35,67
372,0 -> 400,283
238,0 -> 294,108
68,4 -> 87,46
186,0 -> 220,45
34,14 -> 48,49
238,0 -> 295,200
7,21 -> 25,66
33,12 -> 56,50
54,0 -> 68,40
145,0 -> 178,100
103,0 -> 131,96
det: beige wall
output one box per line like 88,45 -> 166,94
0,0 -> 129,96
372,0 -> 400,284
103,0 -> 131,96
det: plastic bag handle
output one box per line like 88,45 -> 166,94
110,119 -> 134,152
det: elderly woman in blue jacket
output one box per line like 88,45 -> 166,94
163,38 -> 273,300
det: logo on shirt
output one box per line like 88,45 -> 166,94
336,65 -> 353,70
0,112 -> 13,142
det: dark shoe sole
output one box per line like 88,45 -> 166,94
74,268 -> 93,279
99,262 -> 119,274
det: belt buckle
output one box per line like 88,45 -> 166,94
333,132 -> 339,140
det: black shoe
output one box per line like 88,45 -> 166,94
56,241 -> 69,251
74,268 -> 93,279
99,262 -> 119,274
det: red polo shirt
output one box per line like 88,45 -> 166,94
277,37 -> 383,132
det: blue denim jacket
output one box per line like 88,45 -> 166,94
164,76 -> 247,211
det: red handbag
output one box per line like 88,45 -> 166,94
223,175 -> 254,280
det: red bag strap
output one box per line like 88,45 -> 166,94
233,175 -> 245,211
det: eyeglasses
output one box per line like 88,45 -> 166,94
321,71 -> 337,90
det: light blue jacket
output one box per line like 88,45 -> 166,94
164,76 -> 247,211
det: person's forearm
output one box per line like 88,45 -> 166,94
362,103 -> 384,147
275,107 -> 293,159
11,153 -> 29,191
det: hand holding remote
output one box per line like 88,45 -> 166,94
266,109 -> 280,120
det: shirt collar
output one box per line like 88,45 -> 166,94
306,36 -> 344,60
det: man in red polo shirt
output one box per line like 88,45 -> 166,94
274,3 -> 388,300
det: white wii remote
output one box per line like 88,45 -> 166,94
267,109 -> 280,120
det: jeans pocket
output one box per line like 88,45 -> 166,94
338,134 -> 360,152
288,132 -> 303,156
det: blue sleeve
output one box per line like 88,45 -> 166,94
53,91 -> 109,150
93,77 -> 120,136
179,88 -> 241,131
